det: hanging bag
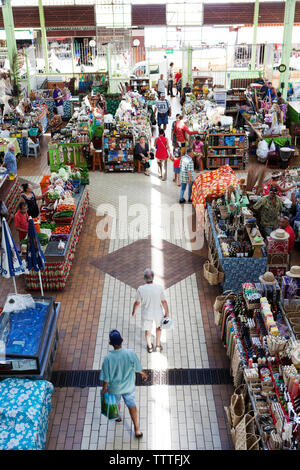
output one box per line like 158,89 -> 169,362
203,260 -> 219,286
101,392 -> 120,421
230,392 -> 245,428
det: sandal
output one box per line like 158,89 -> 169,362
135,431 -> 143,439
156,345 -> 163,352
147,344 -> 153,353
116,417 -> 122,422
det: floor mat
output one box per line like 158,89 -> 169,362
50,368 -> 232,388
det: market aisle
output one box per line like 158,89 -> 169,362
0,96 -> 233,450
77,96 -> 232,450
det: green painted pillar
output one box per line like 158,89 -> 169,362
24,48 -> 31,95
251,0 -> 260,71
2,0 -> 18,81
106,44 -> 112,93
187,45 -> 193,85
280,0 -> 296,99
38,0 -> 49,74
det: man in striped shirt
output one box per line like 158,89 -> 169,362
179,147 -> 195,204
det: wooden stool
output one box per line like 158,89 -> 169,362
92,149 -> 102,171
136,160 -> 143,173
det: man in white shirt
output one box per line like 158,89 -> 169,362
167,62 -> 174,98
156,74 -> 166,98
132,269 -> 169,353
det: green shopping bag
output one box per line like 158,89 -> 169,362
101,392 -> 120,421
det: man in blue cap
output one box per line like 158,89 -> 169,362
100,329 -> 147,438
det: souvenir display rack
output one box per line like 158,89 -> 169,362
103,131 -> 135,173
206,131 -> 248,170
219,286 -> 300,451
225,89 -> 247,118
130,78 -> 150,95
192,76 -> 213,97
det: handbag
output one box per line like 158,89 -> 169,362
101,392 -> 120,421
230,392 -> 245,428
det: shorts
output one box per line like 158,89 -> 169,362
142,317 -> 163,331
114,390 -> 136,408
174,166 -> 180,174
157,113 -> 168,126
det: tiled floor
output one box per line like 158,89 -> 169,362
0,97 -> 237,451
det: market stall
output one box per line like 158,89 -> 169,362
215,282 -> 300,450
22,168 -> 89,291
0,173 -> 22,220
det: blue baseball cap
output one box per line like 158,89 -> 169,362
109,330 -> 123,346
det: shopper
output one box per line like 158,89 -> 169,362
1,143 -> 17,175
167,62 -> 174,98
48,107 -> 63,137
21,183 -> 47,219
173,115 -> 198,155
265,82 -> 277,103
279,216 -> 295,253
253,186 -> 283,237
172,145 -> 181,186
155,93 -> 171,131
132,269 -> 169,353
192,135 -> 205,171
154,129 -> 171,181
14,201 -> 29,242
134,136 -> 151,176
175,69 -> 182,96
276,92 -> 286,106
100,330 -> 147,438
52,83 -> 64,116
264,171 -> 297,196
156,74 -> 167,98
179,147 -> 195,204
180,82 -> 192,106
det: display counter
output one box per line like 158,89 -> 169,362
0,296 -> 59,380
24,186 -> 89,291
206,203 -> 267,292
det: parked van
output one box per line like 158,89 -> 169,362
130,60 -> 168,86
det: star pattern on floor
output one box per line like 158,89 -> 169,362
90,235 -> 206,289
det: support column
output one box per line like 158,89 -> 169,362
251,0 -> 260,71
187,45 -> 193,85
2,0 -> 18,81
280,0 -> 296,100
38,0 -> 49,74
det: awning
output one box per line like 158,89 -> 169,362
0,29 -> 33,40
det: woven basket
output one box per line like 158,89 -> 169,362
235,412 -> 256,450
213,290 -> 235,326
230,392 -> 245,428
245,433 -> 260,451
203,261 -> 219,286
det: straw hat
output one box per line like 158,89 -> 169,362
259,271 -> 278,285
286,266 -> 300,278
270,228 -> 289,241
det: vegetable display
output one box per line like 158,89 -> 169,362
57,204 -> 76,212
40,222 -> 56,231
53,225 -> 71,234
53,210 -> 74,219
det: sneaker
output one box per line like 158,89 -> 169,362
179,199 -> 186,204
